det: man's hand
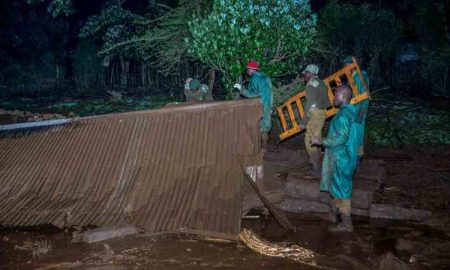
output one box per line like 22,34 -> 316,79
233,83 -> 242,91
184,78 -> 193,91
310,136 -> 323,146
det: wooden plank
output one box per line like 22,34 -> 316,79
353,56 -> 370,95
277,107 -> 288,131
325,108 -> 339,118
243,171 -> 294,231
351,92 -> 369,104
286,104 -> 298,129
346,70 -> 360,97
295,99 -> 305,119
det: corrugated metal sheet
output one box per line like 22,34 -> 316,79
0,99 -> 263,239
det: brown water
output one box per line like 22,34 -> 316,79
1,213 -> 449,270
2,145 -> 450,269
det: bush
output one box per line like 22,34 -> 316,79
317,0 -> 402,86
188,0 -> 317,91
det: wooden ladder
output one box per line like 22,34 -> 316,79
276,57 -> 370,141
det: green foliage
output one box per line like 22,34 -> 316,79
0,50 -> 58,96
100,0 -> 212,75
79,5 -> 149,66
420,47 -> 450,97
0,95 -> 178,116
47,96 -> 177,116
272,81 -> 304,108
79,6 -> 147,39
73,40 -> 104,91
367,94 -> 450,147
26,0 -> 74,17
188,0 -> 317,90
318,0 -> 402,85
407,0 -> 450,96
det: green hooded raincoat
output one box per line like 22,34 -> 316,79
241,71 -> 273,133
320,104 -> 362,199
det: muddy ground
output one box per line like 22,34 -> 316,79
1,143 -> 450,270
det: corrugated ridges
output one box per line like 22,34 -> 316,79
0,99 -> 262,239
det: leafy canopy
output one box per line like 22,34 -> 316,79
26,0 -> 74,17
188,0 -> 317,88
319,0 -> 402,85
79,4 -> 149,66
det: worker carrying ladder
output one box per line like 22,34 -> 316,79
276,57 -> 370,141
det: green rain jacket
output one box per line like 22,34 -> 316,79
240,71 -> 273,133
320,104 -> 361,199
352,70 -> 370,155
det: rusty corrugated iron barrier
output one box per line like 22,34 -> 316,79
0,99 -> 263,240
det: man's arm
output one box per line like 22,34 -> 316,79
201,84 -> 214,101
322,109 -> 353,148
240,77 -> 260,98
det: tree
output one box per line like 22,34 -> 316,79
23,0 -> 213,92
79,3 -> 149,68
188,0 -> 317,90
98,0 -> 212,76
409,0 -> 450,96
318,0 -> 402,86
26,0 -> 74,17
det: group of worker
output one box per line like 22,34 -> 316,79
184,57 -> 369,233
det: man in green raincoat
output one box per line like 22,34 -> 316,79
234,60 -> 273,147
311,85 -> 363,232
344,56 -> 370,156
184,78 -> 213,102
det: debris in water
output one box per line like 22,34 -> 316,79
103,243 -> 115,260
239,229 -> 334,269
15,240 -> 53,259
32,241 -> 52,259
36,261 -> 83,270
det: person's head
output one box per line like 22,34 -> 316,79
333,85 -> 352,107
246,60 -> 259,76
343,56 -> 354,66
189,79 -> 201,91
302,64 -> 319,81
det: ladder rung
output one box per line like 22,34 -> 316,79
346,71 -> 360,97
295,99 -> 304,119
286,104 -> 298,128
277,59 -> 370,141
277,106 -> 288,131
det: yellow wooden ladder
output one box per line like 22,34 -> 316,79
276,57 -> 370,141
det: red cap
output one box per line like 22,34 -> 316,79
246,60 -> 259,70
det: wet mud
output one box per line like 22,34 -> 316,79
1,213 -> 449,269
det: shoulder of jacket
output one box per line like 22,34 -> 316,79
341,104 -> 358,117
253,72 -> 264,78
307,77 -> 320,88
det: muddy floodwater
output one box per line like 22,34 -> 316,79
2,144 -> 450,269
1,143 -> 450,269
1,212 -> 449,270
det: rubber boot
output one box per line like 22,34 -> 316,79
318,203 -> 338,222
326,204 -> 338,223
329,214 -> 354,232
